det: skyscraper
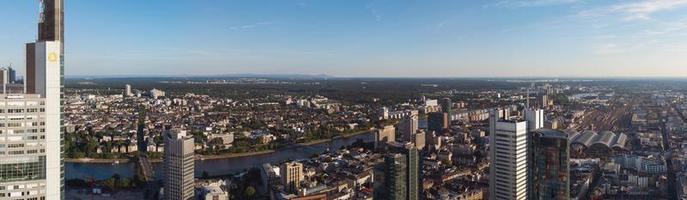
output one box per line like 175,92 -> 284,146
529,129 -> 569,200
38,0 -> 64,44
489,109 -> 528,200
399,111 -> 419,142
280,161 -> 304,193
440,98 -> 452,116
375,153 -> 407,200
374,125 -> 396,150
427,112 -> 448,134
525,108 -> 544,132
23,1 -> 66,199
35,40 -> 63,200
0,94 -> 48,199
8,67 -> 16,84
163,129 -> 195,200
374,144 -> 420,200
0,67 -> 9,86
125,84 -> 133,97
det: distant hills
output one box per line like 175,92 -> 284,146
66,73 -> 334,80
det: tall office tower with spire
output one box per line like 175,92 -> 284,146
489,109 -> 528,200
12,0 -> 65,199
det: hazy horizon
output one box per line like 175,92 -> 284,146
2,0 -> 687,77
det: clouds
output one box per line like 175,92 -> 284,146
486,0 -> 581,8
228,22 -> 274,31
579,0 -> 687,20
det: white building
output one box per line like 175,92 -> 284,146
524,108 -> 544,132
125,84 -> 133,97
198,180 -> 229,200
489,109 -> 528,200
163,129 -> 195,200
150,88 -> 165,99
34,41 -> 63,200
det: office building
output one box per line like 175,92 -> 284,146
14,0 -> 67,198
441,98 -> 452,116
8,67 -> 15,84
125,84 -> 133,97
280,161 -> 304,193
38,0 -> 64,44
150,88 -> 166,99
525,109 -> 544,132
0,94 -> 48,199
0,67 -> 9,85
374,125 -> 396,149
412,130 -> 426,150
398,111 -> 419,142
489,109 -> 528,200
374,144 -> 420,200
529,129 -> 569,200
427,112 -> 448,134
541,95 -> 548,108
163,129 -> 195,200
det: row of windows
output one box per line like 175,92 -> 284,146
0,149 -> 45,155
0,129 -> 46,135
0,108 -> 45,114
0,122 -> 45,127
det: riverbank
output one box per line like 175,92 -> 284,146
65,158 -> 131,164
65,130 -> 373,164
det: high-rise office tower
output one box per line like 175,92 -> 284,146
412,130 -> 426,150
525,109 -> 544,132
27,0 -> 64,92
39,0 -> 64,44
529,129 -> 569,200
427,112 -> 448,134
374,125 -> 396,149
440,98 -> 452,116
8,67 -> 16,84
163,129 -> 195,200
489,109 -> 528,200
125,84 -> 133,97
280,161 -> 304,193
35,40 -> 63,200
0,94 -> 48,199
399,111 -> 419,142
18,0 -> 66,199
0,67 -> 9,85
375,153 -> 407,200
374,144 -> 420,200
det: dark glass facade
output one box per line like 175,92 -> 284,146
530,129 -> 570,200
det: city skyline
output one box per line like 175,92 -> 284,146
1,0 -> 687,78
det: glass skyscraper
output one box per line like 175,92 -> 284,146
529,129 -> 569,200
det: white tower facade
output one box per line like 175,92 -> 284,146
35,41 -> 63,199
525,108 -> 544,131
125,84 -> 133,97
164,129 -> 195,200
489,118 -> 528,200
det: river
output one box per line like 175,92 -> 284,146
65,132 -> 375,180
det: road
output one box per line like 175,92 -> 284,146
662,103 -> 682,200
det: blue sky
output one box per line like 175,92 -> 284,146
1,0 -> 687,77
